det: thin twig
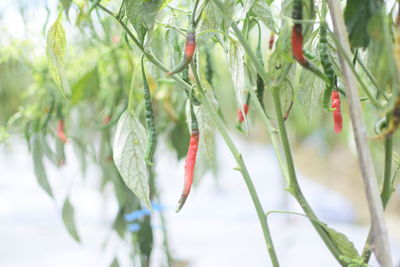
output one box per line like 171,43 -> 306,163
327,1 -> 393,266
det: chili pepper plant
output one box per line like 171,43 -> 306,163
1,0 -> 400,266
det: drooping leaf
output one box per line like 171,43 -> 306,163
110,257 -> 120,267
298,68 -> 323,121
137,215 -> 153,260
321,225 -> 359,259
113,111 -> 151,209
123,0 -> 163,44
71,67 -> 99,105
344,0 -> 381,49
32,133 -> 53,198
194,102 -> 217,184
113,209 -> 126,239
170,114 -> 190,160
368,7 -> 398,92
62,197 -> 81,242
46,15 -> 69,96
226,37 -> 246,111
60,0 -> 72,18
252,0 -> 278,33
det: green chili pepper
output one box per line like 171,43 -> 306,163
141,56 -> 157,166
319,22 -> 336,111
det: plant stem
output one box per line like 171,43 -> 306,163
362,117 -> 394,262
211,0 -> 344,263
190,61 -> 280,267
248,89 -> 289,184
271,86 -> 344,265
328,1 -> 393,266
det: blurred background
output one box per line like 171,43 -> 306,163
1,0 -> 400,266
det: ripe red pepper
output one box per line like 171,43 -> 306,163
269,33 -> 275,50
56,120 -> 67,143
291,24 -> 308,66
103,115 -> 111,125
237,103 -> 249,123
331,90 -> 342,133
176,108 -> 200,212
184,32 -> 196,61
167,31 -> 196,76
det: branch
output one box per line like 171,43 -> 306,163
327,1 -> 393,266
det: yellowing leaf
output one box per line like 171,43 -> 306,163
46,15 -> 69,96
113,111 -> 151,209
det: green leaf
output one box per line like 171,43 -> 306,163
46,15 -> 69,96
110,257 -> 120,267
297,68 -> 323,121
62,197 -> 81,242
113,209 -> 126,239
123,0 -> 163,44
170,116 -> 190,160
321,225 -> 359,259
113,111 -> 151,209
252,0 -> 278,33
60,0 -> 72,18
226,37 -> 246,110
344,0 -> 381,49
32,133 -> 53,198
71,67 -> 99,105
137,216 -> 153,260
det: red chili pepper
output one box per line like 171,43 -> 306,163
166,31 -> 196,76
331,90 -> 343,133
269,33 -> 275,50
184,32 -> 196,61
291,24 -> 308,66
57,120 -> 67,143
176,128 -> 199,212
103,115 -> 111,125
237,103 -> 249,123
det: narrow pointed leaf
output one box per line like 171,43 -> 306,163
32,133 -> 53,198
62,197 -> 81,242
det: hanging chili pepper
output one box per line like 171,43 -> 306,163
176,105 -> 200,212
269,32 -> 275,50
141,57 -> 157,166
236,93 -> 251,132
166,30 -> 196,76
331,90 -> 342,133
254,20 -> 266,113
57,119 -> 67,143
205,46 -> 213,85
237,103 -> 250,123
319,22 -> 336,111
291,0 -> 308,66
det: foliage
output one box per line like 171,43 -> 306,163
1,0 -> 399,266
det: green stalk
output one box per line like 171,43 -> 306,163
190,62 -> 280,267
211,0 -> 344,263
248,89 -> 289,185
362,116 -> 394,262
271,86 -> 344,265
